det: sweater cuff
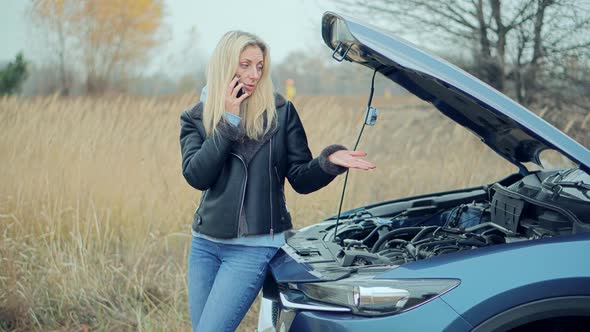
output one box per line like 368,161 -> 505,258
224,112 -> 242,126
216,117 -> 246,141
319,144 -> 348,176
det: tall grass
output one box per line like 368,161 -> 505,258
0,94 -> 516,331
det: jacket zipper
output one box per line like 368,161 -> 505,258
274,166 -> 286,212
196,190 -> 209,216
231,152 -> 248,238
269,137 -> 274,240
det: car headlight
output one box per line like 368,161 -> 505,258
291,277 -> 460,316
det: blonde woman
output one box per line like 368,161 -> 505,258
179,30 -> 375,331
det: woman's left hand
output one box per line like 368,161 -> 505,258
328,150 -> 376,170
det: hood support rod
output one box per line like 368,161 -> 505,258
333,68 -> 378,243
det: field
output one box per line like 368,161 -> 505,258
0,94 -> 574,331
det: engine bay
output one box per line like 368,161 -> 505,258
287,168 -> 590,269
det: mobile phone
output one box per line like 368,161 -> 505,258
234,80 -> 245,98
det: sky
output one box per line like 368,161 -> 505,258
0,0 -> 336,75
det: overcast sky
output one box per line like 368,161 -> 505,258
0,0 -> 336,75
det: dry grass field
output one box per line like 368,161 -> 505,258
0,93 -> 577,331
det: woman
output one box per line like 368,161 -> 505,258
179,30 -> 375,331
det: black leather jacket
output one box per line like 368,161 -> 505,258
180,94 -> 346,239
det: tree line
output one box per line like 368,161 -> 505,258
27,0 -> 166,96
4,0 -> 589,115
333,0 -> 590,112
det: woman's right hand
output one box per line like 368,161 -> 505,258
225,76 -> 249,115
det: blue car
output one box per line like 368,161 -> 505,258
258,12 -> 590,332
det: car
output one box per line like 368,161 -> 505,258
257,11 -> 590,332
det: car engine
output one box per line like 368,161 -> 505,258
315,168 -> 590,267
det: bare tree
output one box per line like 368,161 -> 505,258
29,0 -> 168,95
28,0 -> 78,95
331,0 -> 590,110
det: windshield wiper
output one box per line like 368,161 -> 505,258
554,181 -> 590,190
546,167 -> 577,183
543,180 -> 590,200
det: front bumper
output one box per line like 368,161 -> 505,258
275,297 -> 472,332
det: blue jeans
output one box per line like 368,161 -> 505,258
187,236 -> 279,331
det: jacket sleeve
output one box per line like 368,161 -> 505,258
180,110 -> 245,191
285,102 -> 348,194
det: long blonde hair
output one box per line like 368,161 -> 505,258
203,31 -> 276,140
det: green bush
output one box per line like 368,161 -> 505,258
0,52 -> 28,94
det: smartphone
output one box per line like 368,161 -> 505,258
234,79 -> 245,98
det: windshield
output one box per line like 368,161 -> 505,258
539,149 -> 579,169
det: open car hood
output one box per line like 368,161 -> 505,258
321,12 -> 590,174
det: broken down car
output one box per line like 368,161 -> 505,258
258,11 -> 590,332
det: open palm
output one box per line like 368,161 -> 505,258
328,150 -> 376,170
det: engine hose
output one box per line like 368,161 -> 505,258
411,226 -> 439,244
412,237 -> 438,246
417,246 -> 458,258
361,224 -> 391,244
376,239 -> 409,254
415,239 -> 457,251
371,227 -> 424,253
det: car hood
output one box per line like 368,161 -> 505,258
321,12 -> 590,174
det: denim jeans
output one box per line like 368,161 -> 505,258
188,235 -> 279,332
